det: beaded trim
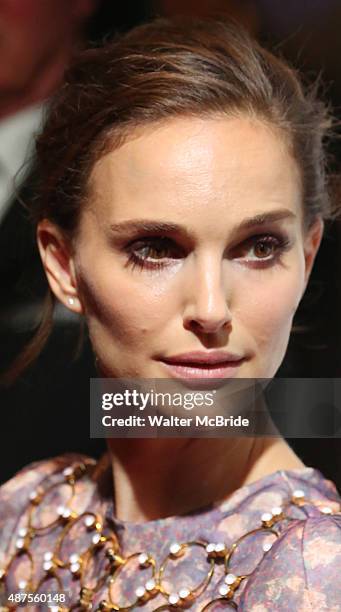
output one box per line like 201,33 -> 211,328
0,461 -> 340,611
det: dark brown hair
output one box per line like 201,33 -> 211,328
4,16 -> 336,384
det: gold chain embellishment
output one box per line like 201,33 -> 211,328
0,462 -> 340,612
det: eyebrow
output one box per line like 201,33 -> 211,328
109,209 -> 297,237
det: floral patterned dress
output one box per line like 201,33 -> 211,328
1,452 -> 341,611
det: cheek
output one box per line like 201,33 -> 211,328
77,261 -> 175,347
233,264 -> 304,353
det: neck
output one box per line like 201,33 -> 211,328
106,435 -> 304,523
0,39 -> 80,121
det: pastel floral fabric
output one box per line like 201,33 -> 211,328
0,453 -> 341,611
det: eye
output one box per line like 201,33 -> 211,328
251,237 -> 279,259
232,233 -> 291,267
125,237 -> 182,271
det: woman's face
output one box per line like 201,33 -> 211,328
56,116 -> 323,379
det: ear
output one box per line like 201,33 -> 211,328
37,219 -> 83,314
302,216 -> 324,292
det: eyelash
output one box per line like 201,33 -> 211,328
125,233 -> 291,272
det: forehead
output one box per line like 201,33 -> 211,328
87,115 -> 302,230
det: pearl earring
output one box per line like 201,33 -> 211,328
68,297 -> 75,306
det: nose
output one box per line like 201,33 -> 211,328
183,253 -> 232,335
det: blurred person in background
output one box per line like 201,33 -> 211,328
0,0 -> 98,220
0,0 -> 99,328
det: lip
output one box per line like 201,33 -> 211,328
161,350 -> 244,365
159,351 -> 245,389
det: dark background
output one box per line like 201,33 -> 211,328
1,0 -> 341,488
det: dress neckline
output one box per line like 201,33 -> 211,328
92,451 -> 334,529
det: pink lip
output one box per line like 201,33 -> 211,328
159,351 -> 245,389
161,350 -> 243,365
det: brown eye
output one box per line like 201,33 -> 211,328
133,238 -> 174,261
231,233 -> 290,268
126,237 -> 183,271
253,240 -> 276,258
